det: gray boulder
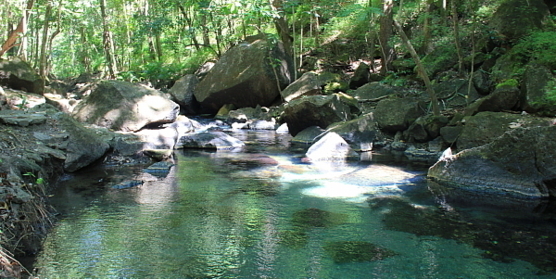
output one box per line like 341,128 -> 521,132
428,126 -> 556,199
281,94 -> 352,136
326,113 -> 382,151
353,82 -> 395,101
520,64 -> 556,115
349,62 -> 370,89
72,80 -> 180,132
456,111 -> 552,150
194,34 -> 293,113
176,131 -> 245,150
305,132 -> 358,162
0,58 -> 44,94
472,70 -> 493,95
52,112 -> 110,172
374,97 -> 425,133
292,126 -> 326,144
490,0 -> 550,41
280,72 -> 322,102
169,74 -> 199,115
464,84 -> 520,116
406,114 -> 449,142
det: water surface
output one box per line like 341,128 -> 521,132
34,130 -> 556,278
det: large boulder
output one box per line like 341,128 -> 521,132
456,111 -> 552,150
280,72 -> 322,102
349,62 -> 370,89
520,64 -> 556,115
194,34 -> 293,113
326,113 -> 382,151
72,80 -> 180,132
490,0 -> 550,41
281,94 -> 352,136
406,114 -> 449,143
176,131 -> 245,150
464,84 -> 520,115
428,126 -> 556,199
168,74 -> 199,115
374,97 -> 425,133
0,58 -> 44,94
352,82 -> 395,100
305,132 -> 358,162
51,113 -> 111,172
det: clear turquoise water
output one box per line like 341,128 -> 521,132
33,130 -> 556,278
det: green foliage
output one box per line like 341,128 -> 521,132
495,78 -> 518,88
531,78 -> 556,116
511,31 -> 556,69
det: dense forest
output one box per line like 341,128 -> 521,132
1,0 -> 556,277
2,0 -> 553,94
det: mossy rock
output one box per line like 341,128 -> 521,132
420,45 -> 458,78
490,0 -> 550,42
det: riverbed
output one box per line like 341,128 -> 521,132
31,129 -> 556,278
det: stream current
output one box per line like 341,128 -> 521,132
32,129 -> 556,278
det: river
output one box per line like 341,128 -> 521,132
31,129 -> 556,278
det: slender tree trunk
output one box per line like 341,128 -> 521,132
394,20 -> 440,116
39,0 -> 52,79
100,0 -> 117,78
379,0 -> 393,74
452,0 -> 463,73
178,5 -> 201,51
419,0 -> 432,54
79,26 -> 91,73
200,13 -> 210,46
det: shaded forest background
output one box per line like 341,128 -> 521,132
1,0 -> 556,93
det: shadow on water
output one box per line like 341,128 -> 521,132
373,180 -> 556,274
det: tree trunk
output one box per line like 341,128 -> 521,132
39,1 -> 52,79
452,0 -> 463,73
393,19 -> 440,116
100,0 -> 117,78
0,0 -> 35,58
378,0 -> 393,74
79,26 -> 91,73
178,4 -> 201,51
269,0 -> 293,57
419,0 -> 433,54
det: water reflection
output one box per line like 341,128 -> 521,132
33,130 -> 556,278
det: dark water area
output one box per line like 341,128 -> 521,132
30,130 -> 556,278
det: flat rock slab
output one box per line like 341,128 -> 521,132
0,110 -> 47,126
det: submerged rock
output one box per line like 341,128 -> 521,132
375,196 -> 556,273
143,161 -> 175,178
291,208 -> 348,228
111,180 -> 143,189
323,241 -> 398,263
